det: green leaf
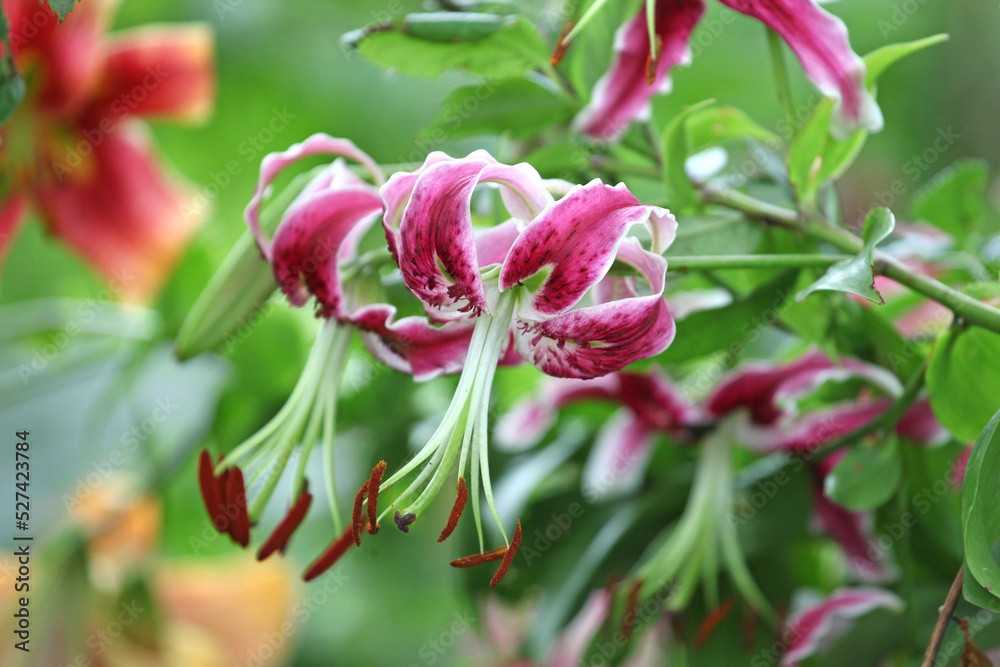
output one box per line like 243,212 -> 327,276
965,563 -> 1000,613
824,436 -> 903,511
174,169 -> 324,360
657,270 -> 798,363
798,208 -> 895,304
909,159 -> 989,244
686,106 -> 778,155
863,34 -> 949,88
961,407 -> 1000,609
927,326 -> 1000,441
660,99 -> 714,212
422,77 -> 574,139
786,34 -> 947,208
46,0 -> 79,21
963,282 -> 1000,302
356,16 -> 548,80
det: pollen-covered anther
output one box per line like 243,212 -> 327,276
394,510 -> 416,533
257,484 -> 314,561
302,526 -> 355,582
352,480 -> 369,547
437,477 -> 468,543
621,579 -> 643,640
490,519 -> 523,588
449,545 -> 507,569
695,599 -> 735,649
366,461 -> 387,535
645,35 -> 664,85
550,21 -> 574,66
197,450 -> 228,533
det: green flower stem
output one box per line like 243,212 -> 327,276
702,186 -> 1000,335
667,253 -> 849,270
766,27 -> 796,139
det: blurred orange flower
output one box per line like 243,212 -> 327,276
0,0 -> 215,299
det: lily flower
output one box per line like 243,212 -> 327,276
777,587 -> 903,666
198,135 -> 478,568
708,349 -> 948,581
496,369 -> 701,499
360,151 -> 678,585
0,0 -> 214,299
561,0 -> 881,141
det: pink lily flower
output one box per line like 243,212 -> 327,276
199,135 -> 483,573
496,369 -> 701,498
365,151 -> 678,585
709,350 -> 948,581
778,587 -> 903,666
1,0 -> 215,299
568,0 -> 882,141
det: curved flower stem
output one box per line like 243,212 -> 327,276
702,186 -> 1000,335
766,27 -> 796,139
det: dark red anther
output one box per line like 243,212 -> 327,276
351,481 -> 369,547
621,579 -> 643,640
198,450 -> 227,533
257,485 -> 314,561
490,519 -> 522,588
302,526 -> 355,582
366,461 -> 387,535
645,35 -> 663,85
550,21 -> 574,66
450,546 -> 507,569
695,599 -> 735,649
438,477 -> 468,543
226,466 -> 251,548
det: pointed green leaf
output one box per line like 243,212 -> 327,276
824,436 -> 902,511
961,407 -> 1000,609
0,65 -> 24,125
798,208 -> 895,304
686,105 -> 778,154
863,34 -> 949,88
927,326 -> 1000,441
45,0 -> 79,21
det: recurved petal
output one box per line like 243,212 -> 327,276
4,0 -> 117,115
349,303 -> 477,381
734,399 -> 890,453
617,369 -> 700,434
34,124 -> 202,301
83,23 -> 215,124
571,0 -> 706,141
582,409 -> 656,500
780,587 -> 903,666
513,237 -> 674,379
396,156 -> 550,317
550,590 -> 612,667
718,0 -> 882,138
379,151 -> 456,260
500,181 -> 675,320
245,134 -> 384,260
269,184 -> 382,316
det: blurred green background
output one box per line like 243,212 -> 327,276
2,0 -> 998,665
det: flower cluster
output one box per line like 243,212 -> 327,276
198,135 -> 679,586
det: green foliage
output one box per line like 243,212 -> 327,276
910,159 -> 990,245
786,35 -> 948,208
423,77 -> 575,139
962,408 -> 1000,611
798,208 -> 895,304
355,16 -> 549,80
928,326 -> 1000,441
824,436 -> 902,511
46,0 -> 79,22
